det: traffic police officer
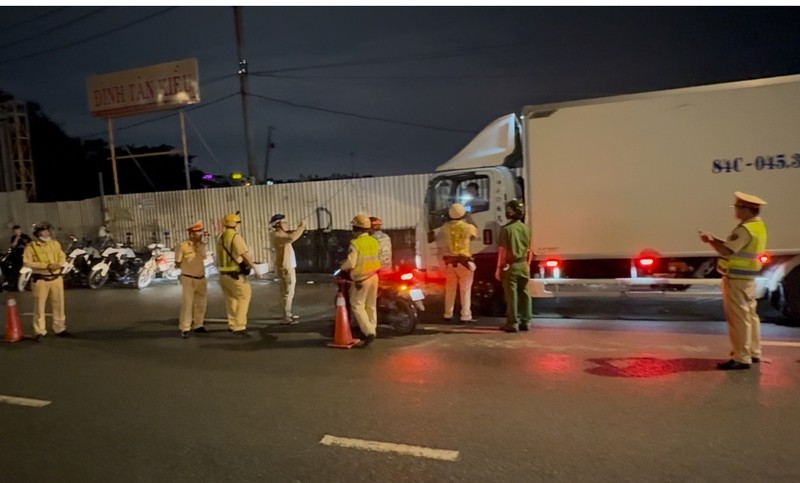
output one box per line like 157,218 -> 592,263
369,216 -> 393,273
700,191 -> 768,370
341,213 -> 381,347
23,222 -> 70,339
176,221 -> 208,338
495,199 -> 533,332
269,213 -> 306,324
442,203 -> 478,323
216,213 -> 257,336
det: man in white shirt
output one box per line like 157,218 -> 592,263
270,213 -> 306,324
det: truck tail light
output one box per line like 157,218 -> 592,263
544,259 -> 559,269
759,254 -> 770,264
638,257 -> 655,267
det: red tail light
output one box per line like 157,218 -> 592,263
759,254 -> 770,264
638,258 -> 655,267
400,272 -> 414,281
544,260 -> 559,268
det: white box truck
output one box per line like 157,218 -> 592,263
417,74 -> 800,318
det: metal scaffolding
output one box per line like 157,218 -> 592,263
0,100 -> 36,201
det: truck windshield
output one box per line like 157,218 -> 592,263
426,174 -> 490,230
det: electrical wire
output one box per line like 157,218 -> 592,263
0,7 -> 66,33
248,92 -> 475,134
0,7 -> 109,50
0,7 -> 177,66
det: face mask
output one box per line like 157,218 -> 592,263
38,236 -> 51,242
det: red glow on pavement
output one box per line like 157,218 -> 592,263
585,357 -> 720,378
381,352 -> 444,385
527,353 -> 580,376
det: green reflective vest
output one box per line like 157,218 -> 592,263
717,220 -> 767,280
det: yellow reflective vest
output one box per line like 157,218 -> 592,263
444,220 -> 473,257
350,234 -> 381,281
717,220 -> 767,280
216,229 -> 240,273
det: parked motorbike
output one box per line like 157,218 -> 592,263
88,233 -> 145,289
61,236 -> 103,288
136,231 -> 216,289
0,247 -> 25,291
334,267 -> 425,335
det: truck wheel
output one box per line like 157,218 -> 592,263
781,267 -> 800,321
472,279 -> 506,317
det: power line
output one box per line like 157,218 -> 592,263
263,73 -> 534,81
0,7 -> 177,66
75,92 -> 239,139
248,92 -> 475,134
250,40 -> 530,76
0,7 -> 67,33
0,7 -> 109,50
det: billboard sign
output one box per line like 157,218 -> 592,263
87,58 -> 200,118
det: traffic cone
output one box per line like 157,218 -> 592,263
4,297 -> 23,343
328,291 -> 360,349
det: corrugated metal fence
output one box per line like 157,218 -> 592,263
0,173 -> 432,271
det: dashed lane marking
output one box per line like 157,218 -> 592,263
762,340 -> 800,348
319,434 -> 460,462
0,394 -> 51,408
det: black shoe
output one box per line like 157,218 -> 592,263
181,331 -> 190,339
55,331 -> 73,338
356,335 -> 375,348
33,334 -> 44,342
232,330 -> 250,338
519,323 -> 529,332
500,325 -> 518,333
717,359 -> 751,370
443,317 -> 453,322
461,318 -> 479,324
751,357 -> 761,363
193,327 -> 208,334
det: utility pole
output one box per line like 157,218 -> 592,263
233,6 -> 257,181
263,125 -> 274,181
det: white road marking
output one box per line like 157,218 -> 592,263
319,435 -> 459,462
762,340 -> 800,348
0,395 -> 52,408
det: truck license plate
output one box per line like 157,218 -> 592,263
409,289 -> 425,301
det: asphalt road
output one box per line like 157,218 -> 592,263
2,275 -> 799,482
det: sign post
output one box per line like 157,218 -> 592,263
86,58 -> 201,194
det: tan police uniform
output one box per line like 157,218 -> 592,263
176,222 -> 208,334
718,193 -> 768,365
23,238 -> 67,336
341,214 -> 381,339
442,203 -> 478,321
216,215 -> 252,333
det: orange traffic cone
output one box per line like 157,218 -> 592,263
328,291 -> 360,349
4,296 -> 23,343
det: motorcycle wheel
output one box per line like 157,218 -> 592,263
17,273 -> 31,292
136,268 -> 155,289
382,299 -> 418,335
88,270 -> 109,289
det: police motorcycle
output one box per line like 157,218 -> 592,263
60,235 -> 103,288
0,247 -> 23,291
88,232 -> 145,289
333,266 -> 425,335
136,231 -> 216,289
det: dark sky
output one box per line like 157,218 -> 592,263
2,6 -> 800,180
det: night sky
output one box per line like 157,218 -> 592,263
2,6 -> 800,180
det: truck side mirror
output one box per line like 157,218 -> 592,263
427,230 -> 435,244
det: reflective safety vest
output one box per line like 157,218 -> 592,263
717,220 -> 767,280
446,220 -> 473,257
216,229 -> 240,272
351,234 -> 381,281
